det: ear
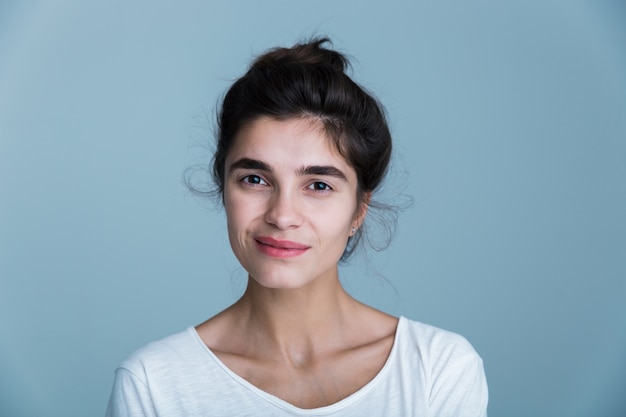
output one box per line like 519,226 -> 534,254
352,192 -> 372,231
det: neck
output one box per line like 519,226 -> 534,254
232,274 -> 359,366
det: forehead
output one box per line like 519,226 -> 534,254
226,117 -> 354,174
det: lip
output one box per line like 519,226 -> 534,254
254,236 -> 310,258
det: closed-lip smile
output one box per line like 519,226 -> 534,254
254,236 -> 310,257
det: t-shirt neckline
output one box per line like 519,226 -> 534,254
188,316 -> 405,415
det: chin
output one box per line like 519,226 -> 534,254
241,258 -> 338,291
249,274 -> 310,290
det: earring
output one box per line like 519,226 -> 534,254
351,227 -> 357,235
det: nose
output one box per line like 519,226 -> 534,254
264,188 -> 303,229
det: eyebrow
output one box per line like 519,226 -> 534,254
228,158 -> 347,181
297,165 -> 347,181
228,158 -> 272,173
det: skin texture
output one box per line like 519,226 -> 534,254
196,117 -> 398,409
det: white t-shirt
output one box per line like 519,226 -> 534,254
106,317 -> 488,416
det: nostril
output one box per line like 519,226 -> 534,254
264,194 -> 303,229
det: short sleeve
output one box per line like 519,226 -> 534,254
105,367 -> 158,417
428,350 -> 488,417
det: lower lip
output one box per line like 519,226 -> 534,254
254,240 -> 309,258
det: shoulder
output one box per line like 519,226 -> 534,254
107,328 -> 226,416
396,317 -> 487,386
399,317 -> 482,360
117,327 -> 203,380
395,317 -> 488,415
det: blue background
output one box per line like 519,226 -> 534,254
1,1 -> 625,416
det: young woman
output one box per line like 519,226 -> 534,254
106,38 -> 488,416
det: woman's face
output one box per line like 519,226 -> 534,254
223,116 -> 366,290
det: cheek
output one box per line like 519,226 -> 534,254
224,193 -> 244,235
224,191 -> 263,244
224,202 -> 249,263
224,185 -> 242,217
317,200 -> 358,236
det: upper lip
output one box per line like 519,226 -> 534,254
255,236 -> 310,250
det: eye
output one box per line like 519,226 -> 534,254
241,175 -> 267,186
307,181 -> 332,192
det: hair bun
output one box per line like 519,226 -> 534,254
252,37 -> 348,74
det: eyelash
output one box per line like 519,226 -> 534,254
239,175 -> 332,193
240,174 -> 268,186
307,181 -> 332,192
